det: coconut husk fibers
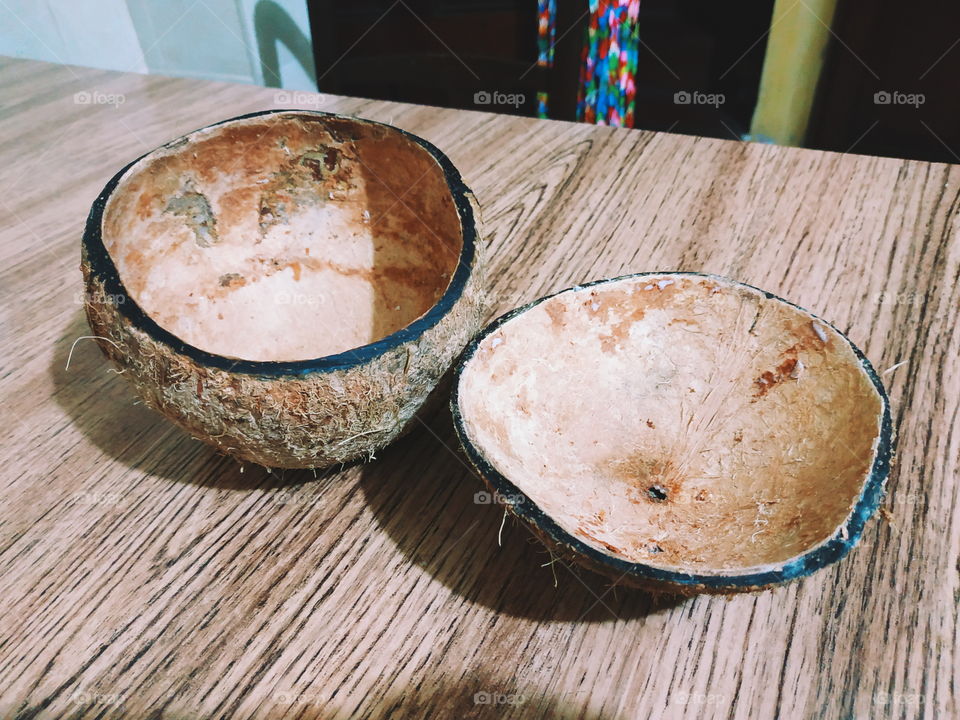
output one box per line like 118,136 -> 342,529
82,111 -> 487,469
452,273 -> 893,593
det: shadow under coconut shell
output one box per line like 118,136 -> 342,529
50,309 -> 318,491
54,307 -> 683,618
359,394 -> 686,622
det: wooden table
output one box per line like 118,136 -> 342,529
0,57 -> 956,720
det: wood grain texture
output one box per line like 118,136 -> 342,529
0,56 -> 957,720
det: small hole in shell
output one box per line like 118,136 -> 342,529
647,485 -> 668,502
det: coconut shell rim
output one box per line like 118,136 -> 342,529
450,271 -> 895,592
81,109 -> 479,377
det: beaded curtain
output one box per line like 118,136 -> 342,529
537,0 -> 640,128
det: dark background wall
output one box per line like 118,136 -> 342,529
308,0 -> 773,140
309,0 -> 960,163
809,0 -> 960,163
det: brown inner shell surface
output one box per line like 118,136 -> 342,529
101,113 -> 464,361
458,275 -> 885,573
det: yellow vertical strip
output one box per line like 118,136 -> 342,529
749,0 -> 839,146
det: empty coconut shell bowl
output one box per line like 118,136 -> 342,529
82,113 -> 892,595
81,110 -> 486,469
452,273 -> 893,594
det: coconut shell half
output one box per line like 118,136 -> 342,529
451,273 -> 893,594
82,110 -> 486,469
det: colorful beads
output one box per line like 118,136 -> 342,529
577,0 -> 640,127
537,0 -> 557,118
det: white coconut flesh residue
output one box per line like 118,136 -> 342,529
883,360 -> 907,375
640,278 -> 675,292
790,358 -> 805,379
